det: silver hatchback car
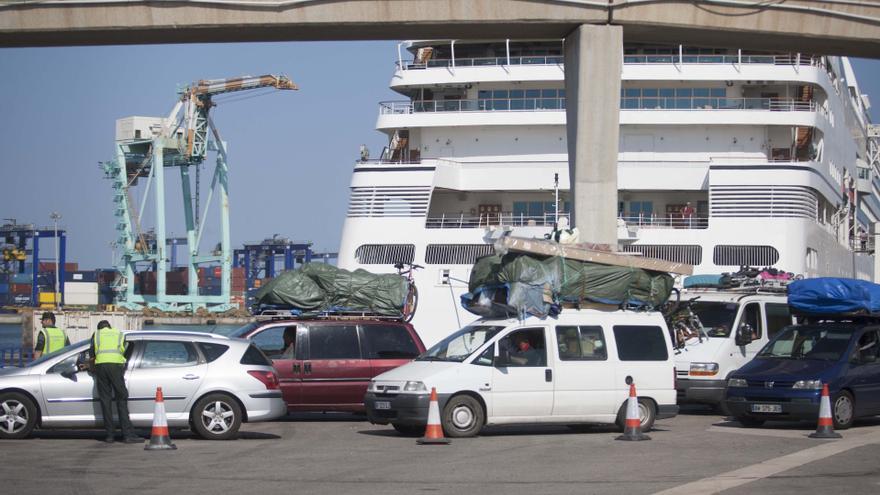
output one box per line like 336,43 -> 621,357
0,331 -> 287,440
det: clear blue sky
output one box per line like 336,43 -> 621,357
0,42 -> 879,270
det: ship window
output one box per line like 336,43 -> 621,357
355,244 -> 415,265
525,89 -> 540,98
625,88 -> 640,97
510,90 -> 524,99
693,88 -> 709,97
659,88 -> 674,97
676,88 -> 693,97
493,90 -> 508,98
711,88 -> 726,97
620,244 -> 702,265
541,89 -> 557,98
425,244 -> 495,265
712,245 -> 780,267
642,88 -> 658,97
478,90 -> 491,99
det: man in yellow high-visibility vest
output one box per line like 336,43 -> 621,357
90,320 -> 140,444
34,311 -> 69,358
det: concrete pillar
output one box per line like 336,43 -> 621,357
564,24 -> 623,247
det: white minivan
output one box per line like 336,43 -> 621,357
673,289 -> 793,409
364,309 -> 678,437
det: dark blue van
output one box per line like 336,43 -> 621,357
725,321 -> 880,429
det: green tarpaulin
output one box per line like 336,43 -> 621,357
463,253 -> 674,318
255,264 -> 410,317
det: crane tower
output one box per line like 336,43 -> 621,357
101,75 -> 297,312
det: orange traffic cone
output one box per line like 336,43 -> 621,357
417,387 -> 450,445
809,384 -> 842,439
145,387 -> 177,450
616,382 -> 650,441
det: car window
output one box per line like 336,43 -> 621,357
361,324 -> 420,359
614,325 -> 668,361
854,330 -> 880,363
556,325 -> 607,361
138,341 -> 199,368
197,342 -> 229,363
308,325 -> 361,359
251,326 -> 297,360
765,303 -> 792,339
499,328 -> 546,367
741,303 -> 763,339
240,344 -> 273,366
48,352 -> 81,374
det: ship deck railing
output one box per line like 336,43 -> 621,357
380,97 -> 816,114
398,53 -> 818,70
424,213 -> 709,230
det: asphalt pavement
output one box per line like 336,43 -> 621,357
3,408 -> 880,495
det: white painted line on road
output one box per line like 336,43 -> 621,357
653,429 -> 880,495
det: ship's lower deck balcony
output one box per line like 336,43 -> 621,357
424,212 -> 709,230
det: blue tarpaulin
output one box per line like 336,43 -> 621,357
787,278 -> 880,314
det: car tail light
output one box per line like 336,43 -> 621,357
248,370 -> 279,390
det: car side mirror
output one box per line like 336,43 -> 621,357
60,367 -> 78,380
735,324 -> 753,346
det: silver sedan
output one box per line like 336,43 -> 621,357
0,331 -> 287,440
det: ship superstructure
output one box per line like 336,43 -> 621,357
338,40 -> 879,345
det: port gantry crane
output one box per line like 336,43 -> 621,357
102,74 -> 297,312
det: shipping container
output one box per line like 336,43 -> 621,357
0,283 -> 8,294
38,292 -> 60,304
11,273 -> 32,284
10,283 -> 31,295
39,262 -> 78,272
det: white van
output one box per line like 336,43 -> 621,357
673,289 -> 793,409
364,309 -> 678,437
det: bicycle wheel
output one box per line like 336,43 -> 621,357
403,283 -> 419,322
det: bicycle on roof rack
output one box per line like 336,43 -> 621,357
394,261 -> 422,323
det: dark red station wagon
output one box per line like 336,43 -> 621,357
231,318 -> 425,412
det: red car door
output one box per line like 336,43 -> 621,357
248,323 -> 303,409
299,323 -> 372,411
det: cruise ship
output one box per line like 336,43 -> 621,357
337,40 -> 879,346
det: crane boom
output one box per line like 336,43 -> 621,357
178,73 -> 297,161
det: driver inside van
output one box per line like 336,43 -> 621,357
282,327 -> 297,357
510,335 -> 540,366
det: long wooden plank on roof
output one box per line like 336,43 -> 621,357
496,236 -> 694,275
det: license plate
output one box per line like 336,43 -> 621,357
751,403 -> 782,413
374,401 -> 391,410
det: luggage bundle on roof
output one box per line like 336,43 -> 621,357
787,277 -> 880,317
461,237 -> 688,319
254,264 -> 412,319
683,266 -> 801,291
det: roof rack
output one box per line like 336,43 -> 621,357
254,308 -> 406,322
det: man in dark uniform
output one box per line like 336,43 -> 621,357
90,320 -> 140,444
34,311 -> 69,358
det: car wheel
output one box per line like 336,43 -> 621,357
736,416 -> 765,427
191,393 -> 243,440
832,390 -> 854,430
392,423 -> 425,437
441,395 -> 484,438
615,398 -> 656,432
0,392 -> 37,440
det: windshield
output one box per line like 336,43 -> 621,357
758,325 -> 854,361
228,322 -> 262,338
417,325 -> 504,362
24,342 -> 88,367
690,302 -> 738,337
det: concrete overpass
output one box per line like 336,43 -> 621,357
3,0 -> 879,245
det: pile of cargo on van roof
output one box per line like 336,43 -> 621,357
788,277 -> 880,316
461,236 -> 693,319
253,263 -> 410,318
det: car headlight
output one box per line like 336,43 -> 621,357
689,362 -> 720,376
728,378 -> 747,388
792,379 -> 823,390
367,381 -> 377,393
403,381 -> 427,392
